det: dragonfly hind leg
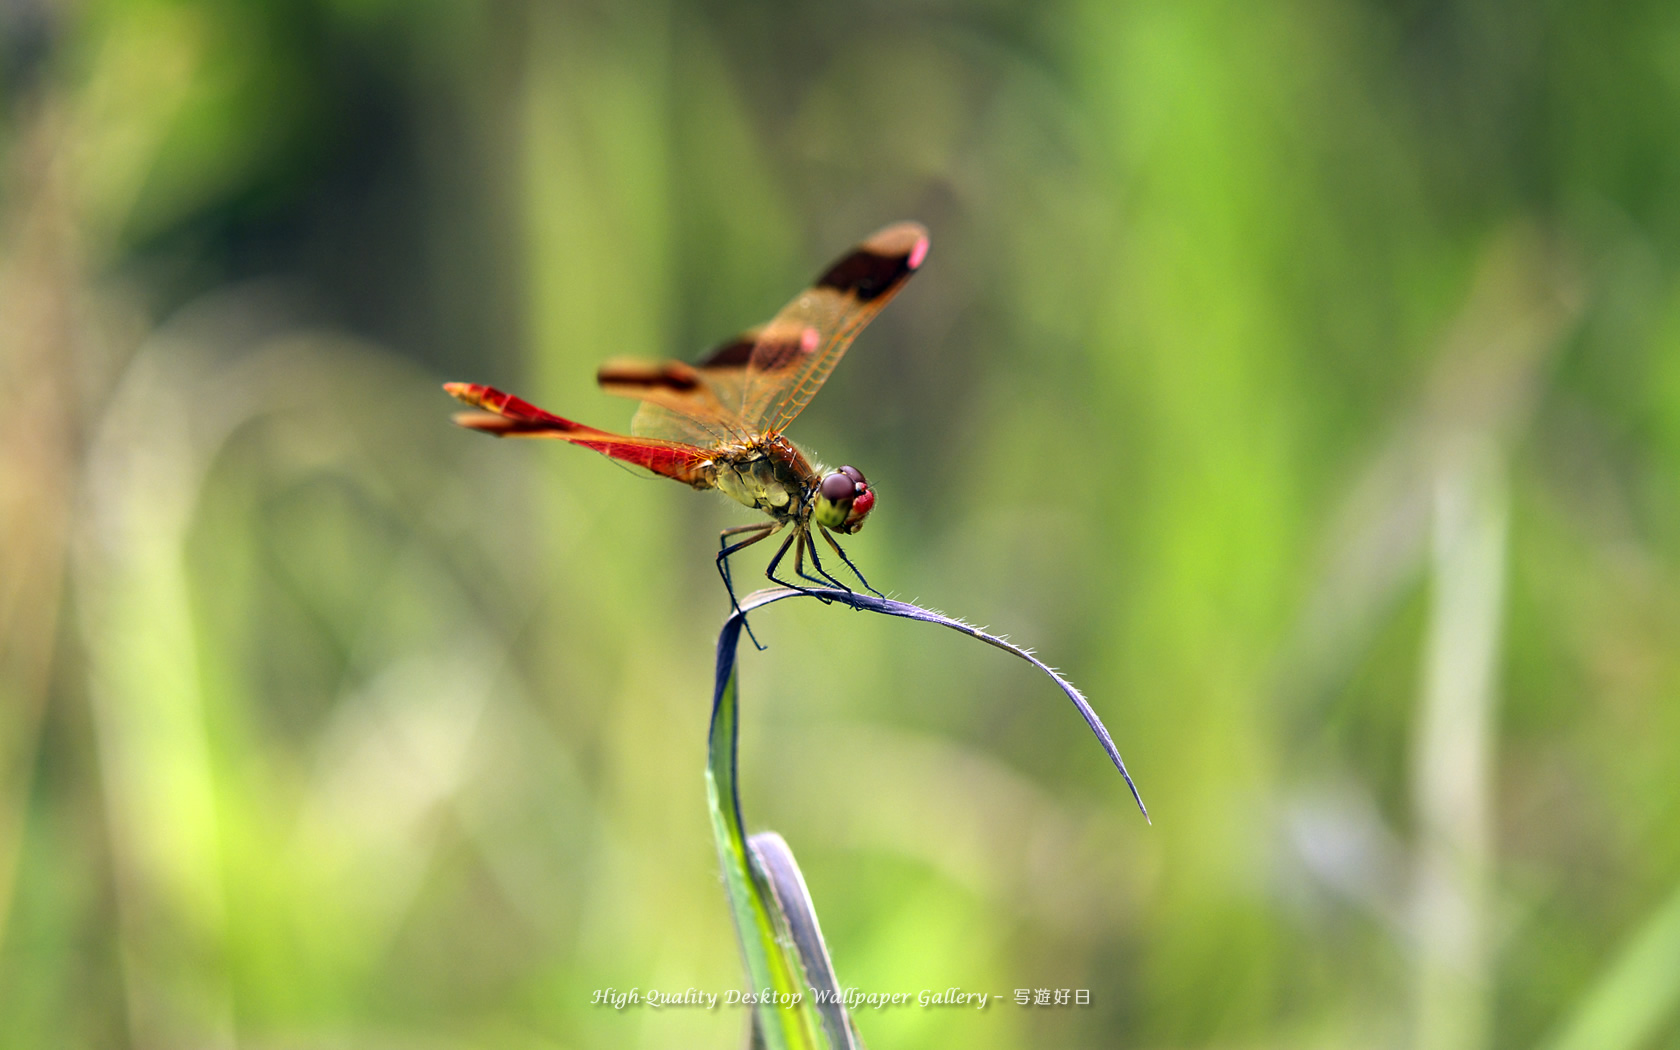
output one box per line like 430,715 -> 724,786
818,526 -> 883,598
718,522 -> 777,650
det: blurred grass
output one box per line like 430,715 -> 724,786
5,0 -> 1680,1047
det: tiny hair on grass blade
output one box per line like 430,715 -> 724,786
713,587 -> 1148,821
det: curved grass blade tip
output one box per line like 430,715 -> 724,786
714,587 -> 1148,822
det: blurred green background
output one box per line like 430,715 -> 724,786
4,0 -> 1680,1047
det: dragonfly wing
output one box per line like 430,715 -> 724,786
737,222 -> 929,436
596,359 -> 751,446
444,382 -> 715,487
595,319 -> 825,445
694,321 -> 813,417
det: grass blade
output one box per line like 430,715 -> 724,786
705,585 -> 1147,1048
708,619 -> 822,1050
750,832 -> 864,1050
721,587 -> 1147,820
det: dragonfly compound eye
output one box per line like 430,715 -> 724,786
820,472 -> 857,503
838,465 -> 865,486
843,488 -> 875,532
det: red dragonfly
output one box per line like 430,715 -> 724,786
445,222 -> 929,646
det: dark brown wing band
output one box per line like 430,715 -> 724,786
816,233 -> 927,302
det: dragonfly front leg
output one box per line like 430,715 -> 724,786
818,526 -> 883,598
718,522 -> 777,651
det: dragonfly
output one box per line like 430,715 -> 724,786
445,221 -> 929,648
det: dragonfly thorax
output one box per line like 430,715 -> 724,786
712,437 -> 818,523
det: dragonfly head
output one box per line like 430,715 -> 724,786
814,465 -> 874,534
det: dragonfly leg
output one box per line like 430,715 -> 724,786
792,529 -> 850,593
765,528 -> 832,603
800,530 -> 855,593
719,522 -> 774,595
718,522 -> 777,651
819,527 -> 882,597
